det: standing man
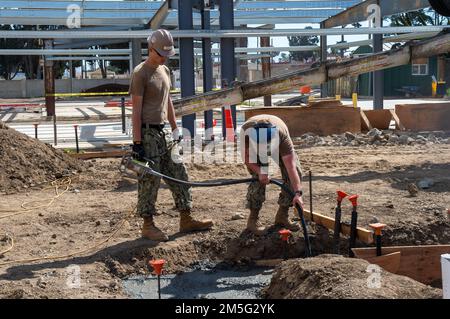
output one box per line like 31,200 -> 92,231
130,29 -> 213,241
240,114 -> 304,235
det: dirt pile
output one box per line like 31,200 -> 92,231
294,130 -> 450,148
82,83 -> 129,94
263,255 -> 442,299
0,124 -> 85,193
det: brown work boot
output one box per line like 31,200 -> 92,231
179,210 -> 214,233
274,207 -> 300,231
246,209 -> 267,235
141,217 -> 169,242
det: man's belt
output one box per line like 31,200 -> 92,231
141,123 -> 165,130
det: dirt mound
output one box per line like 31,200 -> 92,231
263,255 -> 441,299
0,124 -> 85,193
82,83 -> 129,94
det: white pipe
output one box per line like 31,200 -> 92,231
443,254 -> 450,299
1,26 -> 449,39
0,31 -> 440,57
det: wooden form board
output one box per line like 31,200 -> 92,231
356,252 -> 401,274
245,106 -> 361,137
360,110 -> 373,131
389,109 -> 406,131
352,245 -> 450,285
362,109 -> 392,131
301,208 -> 373,244
395,103 -> 450,131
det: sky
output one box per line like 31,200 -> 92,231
246,22 -> 371,56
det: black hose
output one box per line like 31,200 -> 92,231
269,179 -> 312,258
145,165 -> 256,187
138,160 -> 312,257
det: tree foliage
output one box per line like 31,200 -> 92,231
0,25 -> 72,80
389,8 -> 449,27
287,26 -> 319,62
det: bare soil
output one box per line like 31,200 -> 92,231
262,255 -> 442,299
0,139 -> 449,299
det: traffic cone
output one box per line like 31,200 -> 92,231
299,85 -> 311,95
224,107 -> 235,143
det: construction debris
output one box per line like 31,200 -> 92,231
293,130 -> 450,148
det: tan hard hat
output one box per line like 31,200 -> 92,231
147,29 -> 175,57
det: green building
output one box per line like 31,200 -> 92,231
354,45 -> 438,97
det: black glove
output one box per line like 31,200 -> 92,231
132,142 -> 145,161
172,128 -> 183,143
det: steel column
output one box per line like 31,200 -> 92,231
131,39 -> 142,70
373,8 -> 384,110
238,25 -> 249,82
178,0 -> 196,139
320,22 -> 328,98
260,36 -> 272,106
201,3 -> 214,141
219,0 -> 236,138
44,39 -> 55,116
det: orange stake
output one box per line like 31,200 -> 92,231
369,223 -> 387,256
149,259 -> 166,299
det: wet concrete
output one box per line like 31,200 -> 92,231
122,263 -> 273,299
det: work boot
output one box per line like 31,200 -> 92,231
246,209 -> 267,236
141,217 -> 169,242
274,207 -> 300,231
179,210 -> 214,233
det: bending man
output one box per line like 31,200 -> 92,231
240,114 -> 304,235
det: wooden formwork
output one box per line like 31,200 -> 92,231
353,245 -> 450,285
395,103 -> 450,131
362,109 -> 393,131
245,106 -> 361,137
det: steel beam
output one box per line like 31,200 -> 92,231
0,1 -> 161,10
323,0 -> 430,28
148,0 -> 171,30
236,1 -> 360,10
0,49 -> 131,55
54,39 -> 128,49
46,56 -> 131,61
172,32 -> 450,116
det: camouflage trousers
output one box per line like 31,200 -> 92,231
137,127 -> 192,217
246,154 -> 303,211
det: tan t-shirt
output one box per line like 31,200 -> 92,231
129,62 -> 171,125
241,114 -> 294,157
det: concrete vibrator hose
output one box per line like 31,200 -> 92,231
121,156 -> 313,257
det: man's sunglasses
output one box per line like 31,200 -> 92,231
152,48 -> 164,58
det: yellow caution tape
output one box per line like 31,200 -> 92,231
44,88 -> 224,97
46,91 -> 129,97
